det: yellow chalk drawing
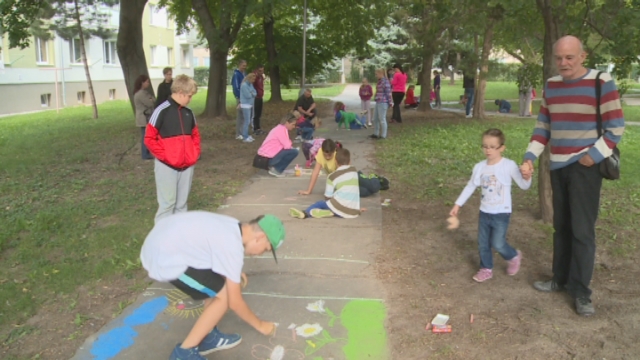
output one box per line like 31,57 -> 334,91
164,289 -> 204,319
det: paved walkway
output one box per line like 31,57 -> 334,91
72,85 -> 389,360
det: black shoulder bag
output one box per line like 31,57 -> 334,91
595,71 -> 621,180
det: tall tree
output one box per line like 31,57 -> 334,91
117,0 -> 152,113
471,5 -> 504,119
0,0 -> 45,49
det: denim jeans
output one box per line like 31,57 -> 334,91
241,107 -> 254,139
305,200 -> 338,217
300,127 -> 314,140
373,102 -> 389,138
140,127 -> 153,159
477,211 -> 517,269
551,161 -> 602,299
465,88 -> 474,115
268,148 -> 299,173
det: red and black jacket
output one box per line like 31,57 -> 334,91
144,97 -> 201,171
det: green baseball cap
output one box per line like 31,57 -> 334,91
258,215 -> 285,263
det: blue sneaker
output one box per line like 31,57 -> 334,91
198,327 -> 242,355
169,344 -> 206,360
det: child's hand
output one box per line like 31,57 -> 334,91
449,205 -> 460,217
240,272 -> 248,288
520,161 -> 534,179
298,190 -> 311,195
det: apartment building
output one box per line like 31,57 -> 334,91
0,1 -> 198,116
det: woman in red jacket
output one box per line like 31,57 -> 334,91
390,63 -> 407,123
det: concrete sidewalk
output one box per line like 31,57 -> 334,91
72,85 -> 389,360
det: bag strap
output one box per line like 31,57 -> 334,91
595,71 -> 603,138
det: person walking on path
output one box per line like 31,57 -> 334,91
145,75 -> 201,223
433,70 -> 442,109
518,79 -> 533,117
155,67 -> 173,108
253,65 -> 266,135
521,35 -> 625,317
359,78 -> 373,126
369,68 -> 393,140
240,73 -> 258,143
140,211 -> 283,360
390,63 -> 407,123
463,72 -> 475,118
233,60 -> 247,140
133,74 -> 155,160
257,114 -> 299,178
450,128 -> 531,283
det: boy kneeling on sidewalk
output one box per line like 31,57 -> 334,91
140,211 -> 284,360
290,148 -> 361,219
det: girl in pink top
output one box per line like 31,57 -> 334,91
391,63 -> 407,123
257,114 -> 299,177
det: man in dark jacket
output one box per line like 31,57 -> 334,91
253,65 -> 265,135
145,75 -> 201,223
295,88 -> 317,120
155,67 -> 173,107
463,72 -> 475,118
232,60 -> 247,139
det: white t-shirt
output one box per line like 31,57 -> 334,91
455,158 -> 531,214
140,211 -> 244,284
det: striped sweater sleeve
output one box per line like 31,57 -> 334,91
587,72 -> 624,163
523,85 -> 551,161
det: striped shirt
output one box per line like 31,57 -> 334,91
524,69 -> 624,170
325,165 -> 360,218
375,77 -> 393,106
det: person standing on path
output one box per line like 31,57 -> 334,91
133,74 -> 155,160
390,63 -> 407,123
463,72 -> 475,118
155,67 -> 173,108
140,211 -> 283,360
433,70 -> 442,109
233,60 -> 247,140
359,78 -> 373,126
240,73 -> 257,143
369,68 -> 393,140
521,35 -> 625,317
145,75 -> 201,223
253,65 -> 266,135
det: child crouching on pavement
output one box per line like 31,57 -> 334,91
140,211 -> 284,360
293,110 -> 315,141
290,148 -> 360,219
449,128 -> 531,283
333,101 -> 368,130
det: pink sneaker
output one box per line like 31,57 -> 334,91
507,250 -> 522,276
473,268 -> 493,282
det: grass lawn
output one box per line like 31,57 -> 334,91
418,81 -> 521,102
0,85 -> 343,344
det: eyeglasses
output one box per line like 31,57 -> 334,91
481,145 -> 503,150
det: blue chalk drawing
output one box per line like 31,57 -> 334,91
90,296 -> 169,360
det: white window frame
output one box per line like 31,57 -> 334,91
70,38 -> 84,64
150,45 -> 158,66
149,4 -> 168,28
109,89 -> 116,100
41,93 -> 51,107
104,40 -> 118,65
167,47 -> 174,66
77,91 -> 86,104
181,47 -> 190,68
36,38 -> 49,64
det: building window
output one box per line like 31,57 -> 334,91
70,38 -> 84,64
204,57 -> 210,67
41,94 -> 51,107
104,40 -> 118,65
194,57 -> 199,67
181,47 -> 190,68
77,91 -> 86,104
36,38 -> 49,64
150,45 -> 158,65
109,89 -> 116,100
167,47 -> 174,66
149,4 -> 168,28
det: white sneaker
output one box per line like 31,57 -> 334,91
236,135 -> 243,140
466,114 -> 472,118
295,135 -> 302,141
243,136 -> 255,143
268,168 -> 285,178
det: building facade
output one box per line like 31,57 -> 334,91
0,1 -> 198,116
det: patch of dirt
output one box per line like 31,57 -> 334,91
1,100 -> 333,360
376,110 -> 640,359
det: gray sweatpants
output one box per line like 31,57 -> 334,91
154,159 -> 194,223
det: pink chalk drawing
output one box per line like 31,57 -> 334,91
251,336 -> 304,360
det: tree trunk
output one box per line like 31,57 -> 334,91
449,52 -> 460,85
535,0 -> 562,224
202,48 -> 229,119
473,22 -> 495,119
74,0 -> 98,119
117,0 -> 150,114
263,11 -> 282,102
418,50 -> 434,112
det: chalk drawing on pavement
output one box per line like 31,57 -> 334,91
164,289 -> 204,319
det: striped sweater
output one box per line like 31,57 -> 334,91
325,165 -> 360,218
524,69 -> 624,170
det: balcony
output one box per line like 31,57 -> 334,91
178,31 -> 199,45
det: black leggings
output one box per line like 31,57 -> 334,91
392,92 -> 405,122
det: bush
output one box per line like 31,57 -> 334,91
194,67 -> 209,86
486,62 -> 520,82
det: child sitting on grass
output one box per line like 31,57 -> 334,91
449,128 -> 531,283
333,101 -> 368,130
293,110 -> 315,141
290,148 -> 360,219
